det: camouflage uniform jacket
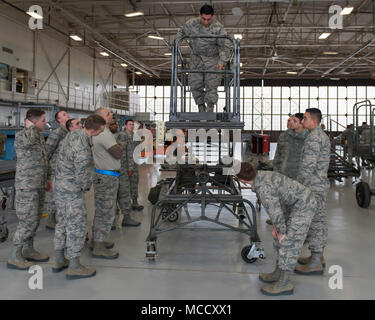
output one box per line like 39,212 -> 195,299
272,129 -> 291,173
274,129 -> 308,179
175,18 -> 232,65
55,129 -> 93,194
15,126 -> 49,190
117,131 -> 136,173
253,171 -> 315,234
45,125 -> 69,172
341,127 -> 356,147
296,125 -> 330,194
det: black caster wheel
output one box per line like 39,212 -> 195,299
161,206 -> 180,222
146,241 -> 157,261
0,225 -> 8,243
241,245 -> 257,264
356,181 -> 371,208
238,207 -> 246,221
167,212 -> 179,222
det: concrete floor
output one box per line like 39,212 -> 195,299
1,145 -> 375,300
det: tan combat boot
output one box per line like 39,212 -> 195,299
52,249 -> 69,273
122,214 -> 141,227
298,254 -> 326,268
261,271 -> 294,296
259,263 -> 281,283
132,198 -> 144,211
22,240 -> 49,262
66,257 -> 96,280
295,252 -> 324,275
92,241 -> 119,259
7,246 -> 35,270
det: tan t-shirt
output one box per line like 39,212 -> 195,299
92,127 -> 121,171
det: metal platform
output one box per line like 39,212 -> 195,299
145,35 -> 264,264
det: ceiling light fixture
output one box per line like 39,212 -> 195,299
100,51 -> 109,57
234,34 -> 242,40
95,40 -> 153,77
121,63 -> 128,67
324,51 -> 338,55
70,35 -> 82,42
136,71 -> 142,75
319,32 -> 331,40
286,71 -> 298,75
148,35 -> 164,40
26,10 -> 43,19
164,52 -> 172,56
341,7 -> 354,15
124,11 -> 144,18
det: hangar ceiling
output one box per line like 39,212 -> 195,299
3,0 -> 375,80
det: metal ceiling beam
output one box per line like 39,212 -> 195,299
42,0 -> 159,77
322,36 -> 375,76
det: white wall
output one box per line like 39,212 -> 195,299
0,11 -> 133,120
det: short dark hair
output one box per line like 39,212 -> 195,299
125,119 -> 134,125
26,109 -> 45,123
200,4 -> 214,15
294,113 -> 304,122
305,108 -> 322,123
85,114 -> 106,130
66,118 -> 77,131
237,162 -> 257,182
55,110 -> 65,122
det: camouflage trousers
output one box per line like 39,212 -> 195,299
129,167 -> 139,201
92,172 -> 119,242
306,192 -> 328,253
189,55 -> 222,109
273,193 -> 317,272
13,188 -> 45,246
54,191 -> 87,259
46,172 -> 57,223
117,173 -> 132,216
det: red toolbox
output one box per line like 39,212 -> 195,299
251,134 -> 270,155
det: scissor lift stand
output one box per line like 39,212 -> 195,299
145,35 -> 264,263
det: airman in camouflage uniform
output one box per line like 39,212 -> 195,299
53,118 -> 102,279
340,124 -> 355,162
45,110 -> 70,230
91,108 -> 123,259
7,109 -> 51,270
295,108 -> 331,275
116,122 -> 142,227
267,114 -> 308,225
175,4 -> 232,112
237,163 -> 317,296
273,114 -> 308,180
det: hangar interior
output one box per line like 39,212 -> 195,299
0,0 -> 375,299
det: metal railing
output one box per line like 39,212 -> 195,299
0,71 -> 138,115
170,35 -> 241,122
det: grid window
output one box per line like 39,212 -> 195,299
136,85 -> 374,133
